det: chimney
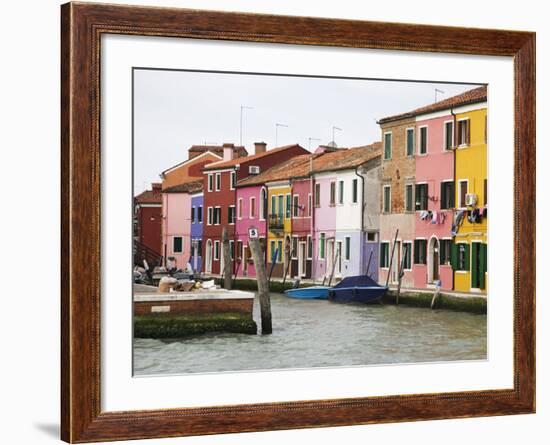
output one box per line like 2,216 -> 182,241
151,183 -> 162,194
222,143 -> 235,161
254,142 -> 267,155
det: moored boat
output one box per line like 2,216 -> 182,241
328,275 -> 387,304
284,286 -> 330,300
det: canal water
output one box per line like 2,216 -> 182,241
133,293 -> 486,376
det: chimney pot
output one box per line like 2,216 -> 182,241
254,142 -> 267,155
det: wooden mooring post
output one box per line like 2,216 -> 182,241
221,227 -> 232,290
385,229 -> 399,288
249,233 -> 272,335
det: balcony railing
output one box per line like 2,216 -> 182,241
268,214 -> 284,231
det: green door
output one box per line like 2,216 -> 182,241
479,243 -> 487,289
471,243 -> 479,289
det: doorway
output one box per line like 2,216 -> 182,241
205,239 -> 212,274
428,237 -> 440,283
298,241 -> 306,277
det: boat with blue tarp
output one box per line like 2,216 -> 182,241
328,275 -> 388,304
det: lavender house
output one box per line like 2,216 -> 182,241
190,190 -> 204,273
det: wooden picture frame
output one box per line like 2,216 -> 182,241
61,2 -> 535,442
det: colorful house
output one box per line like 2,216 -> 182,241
190,191 -> 204,273
133,182 -> 163,265
161,180 -> 201,270
376,114 -> 417,288
311,146 -> 381,282
452,91 -> 488,293
378,85 -> 487,293
202,142 -> 309,276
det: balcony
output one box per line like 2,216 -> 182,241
268,214 -> 284,232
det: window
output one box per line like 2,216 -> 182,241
308,193 -> 312,216
319,233 -> 326,259
238,198 -> 243,219
207,174 -> 213,192
345,237 -> 351,260
384,132 -> 392,160
415,183 -> 428,211
271,195 -> 276,215
338,180 -> 344,204
403,242 -> 412,270
197,206 -> 203,223
366,232 -> 376,242
454,243 -> 470,271
484,179 -> 488,206
229,240 -> 235,260
191,206 -> 195,223
307,235 -> 313,259
444,121 -> 454,150
250,197 -> 256,218
440,239 -> 452,265
214,241 -> 220,260
230,171 -> 236,189
213,207 -> 221,225
314,183 -> 321,207
278,195 -> 284,220
228,206 -> 235,224
419,126 -> 428,155
277,240 -> 283,262
236,241 -> 243,259
457,119 -> 470,146
458,180 -> 468,208
383,185 -> 391,213
414,239 -> 427,264
352,179 -> 358,203
292,195 -> 299,217
405,184 -> 414,212
406,128 -> 415,156
380,242 -> 389,268
260,188 -> 267,219
330,182 -> 336,205
440,181 -> 455,209
196,239 -> 203,255
285,193 -> 291,218
215,173 -> 221,191
207,206 -> 213,225
270,241 -> 276,262
172,236 -> 183,254
292,237 -> 298,259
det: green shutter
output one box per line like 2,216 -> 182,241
450,242 -> 458,270
450,181 -> 455,208
479,243 -> 487,289
440,182 -> 445,210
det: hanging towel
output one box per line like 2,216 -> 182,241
451,210 -> 466,236
430,211 -> 438,224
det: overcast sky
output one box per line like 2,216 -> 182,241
134,68 -> 481,194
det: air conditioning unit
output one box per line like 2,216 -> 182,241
249,165 -> 261,174
465,194 -> 477,206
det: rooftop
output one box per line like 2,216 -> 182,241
162,179 -> 203,194
378,86 -> 487,124
237,142 -> 381,187
203,144 -> 304,171
134,183 -> 162,204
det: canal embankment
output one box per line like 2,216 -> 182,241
133,287 -> 257,338
217,278 -> 486,314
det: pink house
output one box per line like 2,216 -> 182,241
289,177 -> 314,279
312,173 -> 337,281
234,184 -> 268,278
413,113 -> 455,290
161,180 -> 202,270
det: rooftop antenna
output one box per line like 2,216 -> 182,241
240,105 -> 254,146
275,123 -> 288,146
332,126 -> 342,144
308,137 -> 320,151
435,88 -> 445,103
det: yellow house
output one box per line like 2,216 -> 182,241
452,104 -> 488,293
266,181 -> 292,278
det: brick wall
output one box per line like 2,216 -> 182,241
134,297 -> 253,316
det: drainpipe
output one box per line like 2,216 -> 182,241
310,155 -> 315,283
451,107 -> 457,291
355,165 -> 366,275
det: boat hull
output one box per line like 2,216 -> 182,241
284,286 -> 330,300
328,286 -> 387,304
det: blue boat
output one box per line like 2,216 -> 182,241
328,275 -> 388,304
284,286 -> 330,300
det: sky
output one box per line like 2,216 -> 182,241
133,69 -> 481,194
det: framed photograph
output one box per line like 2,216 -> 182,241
61,2 -> 535,442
